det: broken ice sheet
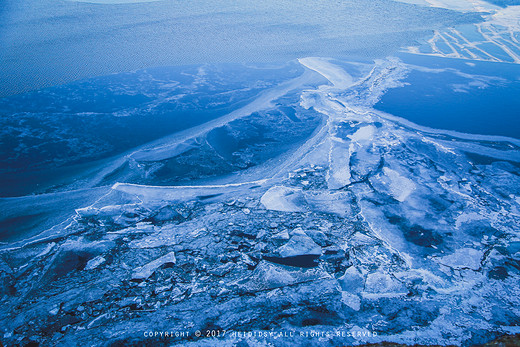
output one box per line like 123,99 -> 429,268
131,251 -> 176,280
1,53 -> 520,347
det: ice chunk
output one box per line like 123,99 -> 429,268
128,229 -> 176,249
349,125 -> 375,142
132,252 -> 176,280
341,292 -> 361,311
84,256 -> 106,270
260,186 -> 306,212
304,190 -> 354,217
276,234 -> 322,257
271,230 -> 290,241
338,266 -> 365,293
304,229 -> 330,247
364,272 -> 407,296
327,139 -> 352,189
86,313 -> 110,329
347,232 -> 379,248
455,212 -> 486,229
437,248 -> 483,271
370,167 -> 416,202
238,261 -> 329,292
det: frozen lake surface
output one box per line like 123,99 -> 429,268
0,0 -> 478,96
1,1 -> 520,346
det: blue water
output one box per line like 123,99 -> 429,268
375,54 -> 520,139
0,0 -> 481,97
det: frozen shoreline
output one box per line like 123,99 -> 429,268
1,56 -> 519,346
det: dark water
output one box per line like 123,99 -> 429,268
375,54 -> 520,139
0,62 -> 304,196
